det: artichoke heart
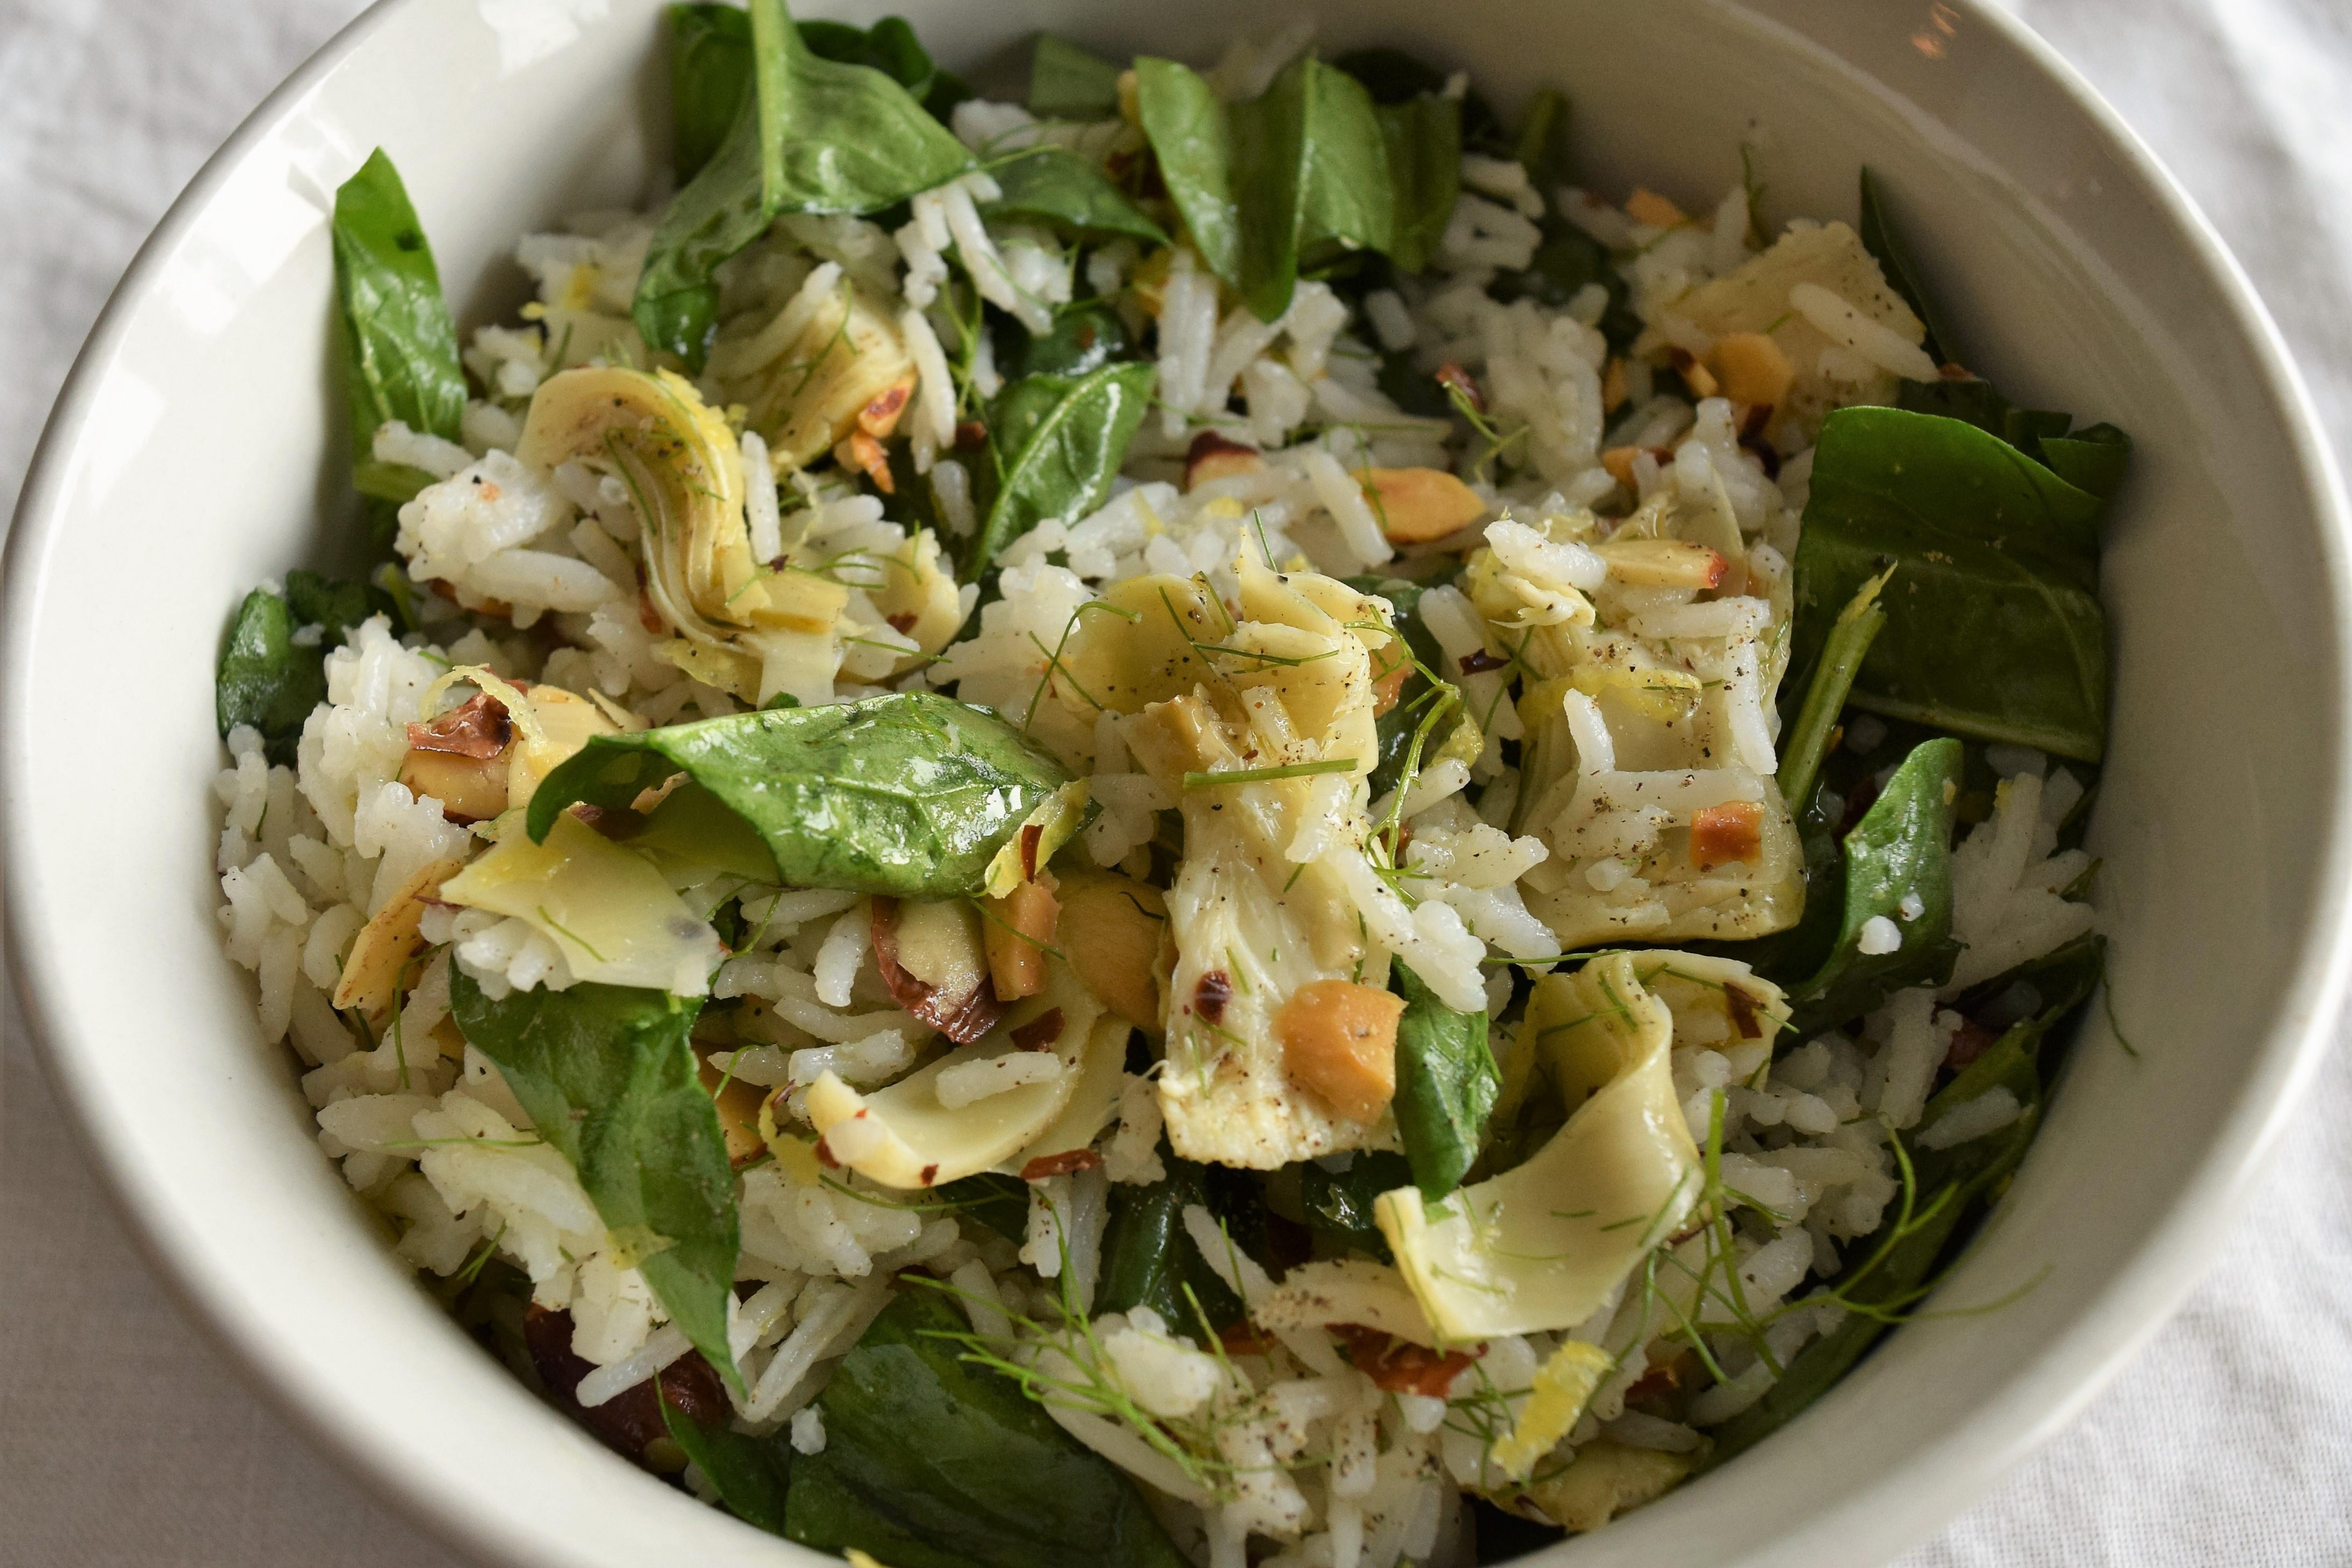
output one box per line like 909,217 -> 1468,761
707,274 -> 916,472
1376,952 -> 1784,1341
1122,559 -> 1398,1170
804,963 -> 1122,1189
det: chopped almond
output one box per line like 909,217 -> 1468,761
1708,332 -> 1795,410
983,880 -> 1060,1003
835,430 -> 895,494
1592,537 -> 1729,590
856,376 -> 916,439
1624,187 -> 1688,228
1667,346 -> 1720,400
1185,430 -> 1265,491
1689,800 -> 1766,871
1601,356 -> 1628,414
871,897 -> 1002,1044
1276,980 -> 1406,1123
1361,466 -> 1485,544
1599,444 -> 1673,491
697,1053 -> 769,1166
1331,1325 -> 1484,1396
1055,871 -> 1169,1029
408,691 -> 511,758
333,857 -> 463,1015
398,747 -> 510,825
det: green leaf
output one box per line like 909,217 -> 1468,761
1095,1152 -> 1246,1329
1390,962 -> 1497,1199
784,1290 -> 1192,1568
667,3 -> 756,182
1510,87 -> 1572,197
634,0 -> 971,368
982,146 -> 1168,246
1702,934 -> 2104,1467
661,1392 -> 792,1532
1371,93 -> 1459,274
798,14 -> 937,102
1775,566 -> 1891,815
1785,738 -> 1963,1034
1300,1149 -> 1414,1262
1000,297 -> 1132,380
216,590 -> 324,766
332,147 -> 464,552
1893,376 -> 2068,461
932,1172 -> 1030,1243
283,568 -> 383,640
1027,34 -> 1125,120
1492,216 -> 1641,350
448,968 -> 742,1396
1857,167 -> 1951,366
525,692 -> 1072,898
2040,423 -> 2133,502
968,361 -> 1156,579
1134,57 -> 1241,280
1791,407 -> 2111,761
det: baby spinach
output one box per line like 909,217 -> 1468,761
661,1393 -> 792,1533
1096,1152 -> 1246,1330
932,1172 -> 1031,1242
1371,91 -> 1460,274
449,969 -> 742,1396
1026,34 -> 1124,120
785,1290 -> 1192,1568
982,146 -> 1168,246
1703,935 -> 2104,1468
1000,298 -> 1132,381
1775,567 -> 1891,818
216,570 -> 385,764
526,691 -> 1072,898
1510,88 -> 1572,200
1136,54 -> 1398,321
1492,217 -> 1640,351
968,360 -> 1156,579
1390,962 -> 1497,1198
1857,167 -> 1951,366
1301,1149 -> 1415,1262
635,0 -> 970,368
667,3 -> 755,182
1791,406 -> 2110,762
1784,738 -> 1963,1035
1892,377 -> 2134,505
332,149 -> 465,548
2040,423 -> 2133,503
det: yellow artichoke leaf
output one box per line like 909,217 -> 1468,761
440,811 -> 724,995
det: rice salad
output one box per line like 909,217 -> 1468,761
210,6 -> 2125,1564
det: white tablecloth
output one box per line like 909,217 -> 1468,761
3,1 -> 2348,1562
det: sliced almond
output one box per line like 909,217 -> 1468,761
1708,331 -> 1795,411
1624,188 -> 1688,229
1593,537 -> 1729,590
398,748 -> 510,826
1667,346 -> 1720,400
1362,466 -> 1485,544
332,857 -> 464,1015
697,1052 -> 771,1166
1601,357 -> 1628,414
835,430 -> 895,494
1054,871 -> 1169,1030
1276,979 -> 1406,1123
1184,431 -> 1265,491
983,879 -> 1060,1003
1690,800 -> 1765,871
871,897 -> 1001,1044
1599,445 -> 1673,491
856,375 -> 916,439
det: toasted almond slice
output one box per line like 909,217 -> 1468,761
856,375 -> 916,439
1593,537 -> 1729,590
332,856 -> 464,1015
1054,871 -> 1168,1030
1625,188 -> 1688,228
398,748 -> 510,826
1668,346 -> 1720,399
1362,466 -> 1485,543
1185,431 -> 1265,491
1708,330 -> 1795,410
1276,979 -> 1407,1123
835,430 -> 895,494
983,879 -> 1060,1003
1601,356 -> 1628,413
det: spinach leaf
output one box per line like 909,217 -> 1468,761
1702,935 -> 2103,1467
933,1172 -> 1030,1242
2040,423 -> 2133,502
634,0 -> 970,368
1492,217 -> 1640,350
1300,1149 -> 1415,1261
1138,54 -> 1397,321
1857,167 -> 1951,366
1391,963 -> 1497,1198
1027,34 -> 1125,120
1510,87 -> 1572,198
449,969 -> 741,1396
1330,47 -> 1504,150
1097,1152 -> 1247,1330
525,691 -> 1072,898
668,3 -> 755,182
1372,92 -> 1460,275
1775,566 -> 1891,814
1790,406 -> 2110,761
799,14 -> 937,102
1784,738 -> 1962,1035
216,571 -> 384,764
969,361 -> 1156,579
1000,297 -> 1132,380
661,1392 -> 792,1533
1893,377 -> 2069,462
982,146 -> 1168,246
785,1290 -> 1192,1568
332,148 -> 465,548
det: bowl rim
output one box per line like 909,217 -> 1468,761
6,0 -> 2350,1564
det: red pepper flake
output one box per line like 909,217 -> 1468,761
1011,1007 -> 1065,1051
1724,985 -> 1763,1040
1019,822 -> 1045,881
637,589 -> 666,635
1218,1321 -> 1278,1357
407,691 -> 512,759
1020,1147 -> 1103,1181
886,610 -> 918,635
954,419 -> 988,450
919,1162 -> 940,1187
1193,970 -> 1234,1025
1944,1017 -> 1998,1071
1457,650 -> 1509,676
1434,362 -> 1483,414
814,1138 -> 841,1169
1330,1325 -> 1482,1397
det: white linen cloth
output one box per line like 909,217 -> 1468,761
1,1 -> 2348,1563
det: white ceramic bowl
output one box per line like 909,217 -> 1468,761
7,1 -> 2347,1563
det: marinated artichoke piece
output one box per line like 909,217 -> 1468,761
706,272 -> 916,472
1377,952 -> 1784,1341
